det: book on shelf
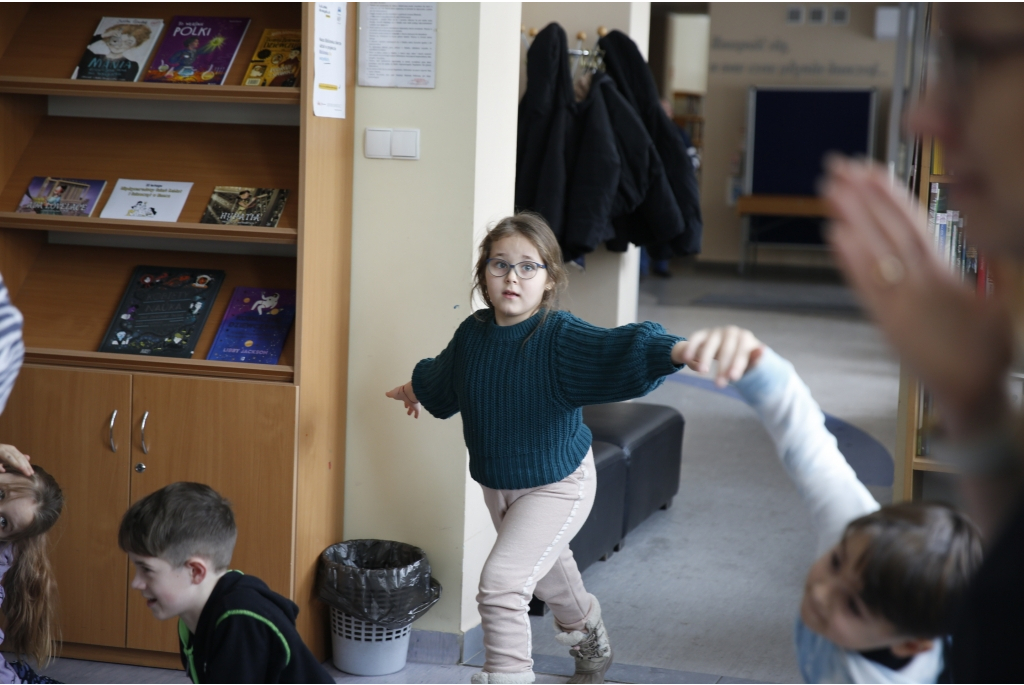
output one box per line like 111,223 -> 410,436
143,16 -> 250,85
71,17 -> 165,82
15,176 -> 107,217
242,29 -> 301,87
926,183 -> 986,294
206,287 -> 296,364
931,138 -> 946,175
99,266 -> 225,358
199,187 -> 289,227
99,179 -> 193,222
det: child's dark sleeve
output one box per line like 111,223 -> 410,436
556,314 -> 683,407
411,333 -> 461,419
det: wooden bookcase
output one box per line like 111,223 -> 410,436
893,4 -> 957,501
0,2 -> 353,667
671,90 -> 703,182
894,130 -> 958,502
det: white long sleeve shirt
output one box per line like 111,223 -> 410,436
733,347 -> 944,684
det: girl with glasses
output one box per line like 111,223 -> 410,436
386,213 -> 699,684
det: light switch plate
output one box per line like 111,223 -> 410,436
391,129 -> 420,159
365,128 -> 392,158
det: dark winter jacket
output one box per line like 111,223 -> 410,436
516,23 -> 573,242
560,70 -> 620,259
592,71 -> 687,259
178,571 -> 333,683
599,30 -> 703,256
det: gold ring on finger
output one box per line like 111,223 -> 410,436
876,254 -> 905,286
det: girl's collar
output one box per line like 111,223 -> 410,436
483,308 -> 546,340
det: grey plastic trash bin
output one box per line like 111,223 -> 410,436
318,539 -> 441,676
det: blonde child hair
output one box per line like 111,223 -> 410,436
3,466 -> 64,665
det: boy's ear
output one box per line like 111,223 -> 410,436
184,557 -> 210,585
891,638 -> 934,658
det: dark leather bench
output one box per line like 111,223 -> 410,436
569,440 -> 627,573
530,403 -> 684,616
583,403 -> 685,537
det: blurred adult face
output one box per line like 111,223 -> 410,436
909,4 -> 1024,254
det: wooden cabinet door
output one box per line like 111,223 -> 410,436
125,374 -> 297,653
0,365 -> 132,647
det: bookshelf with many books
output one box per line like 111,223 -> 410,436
0,2 -> 352,664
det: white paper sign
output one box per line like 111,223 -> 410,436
313,2 -> 347,118
358,2 -> 437,88
100,179 -> 193,222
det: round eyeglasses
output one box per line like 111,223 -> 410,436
486,258 -> 548,280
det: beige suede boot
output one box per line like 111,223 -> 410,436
554,598 -> 613,684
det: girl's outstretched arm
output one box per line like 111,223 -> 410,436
385,382 -> 423,419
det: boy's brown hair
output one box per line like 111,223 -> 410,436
847,502 -> 983,637
118,482 -> 237,570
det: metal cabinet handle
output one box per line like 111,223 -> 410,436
109,409 -> 118,453
141,410 -> 150,455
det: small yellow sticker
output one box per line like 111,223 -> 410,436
318,83 -> 339,90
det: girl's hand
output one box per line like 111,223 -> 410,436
823,157 -> 1014,437
0,444 -> 33,476
675,326 -> 765,387
385,382 -> 423,419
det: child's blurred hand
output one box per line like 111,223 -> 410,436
385,382 -> 423,419
674,326 -> 765,387
0,444 -> 33,476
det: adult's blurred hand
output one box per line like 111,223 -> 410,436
823,156 -> 1014,438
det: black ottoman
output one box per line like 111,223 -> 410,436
529,440 -> 627,616
569,440 -> 628,573
583,402 -> 684,537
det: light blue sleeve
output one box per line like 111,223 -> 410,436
0,275 -> 24,416
733,347 -> 879,555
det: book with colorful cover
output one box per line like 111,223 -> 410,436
71,17 -> 165,82
100,266 -> 225,358
99,179 -> 193,222
206,287 -> 295,364
199,186 -> 289,227
15,176 -> 107,217
143,16 -> 250,85
242,29 -> 301,87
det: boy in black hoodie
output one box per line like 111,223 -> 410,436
118,482 -> 334,683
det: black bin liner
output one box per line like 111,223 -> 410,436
318,539 -> 442,629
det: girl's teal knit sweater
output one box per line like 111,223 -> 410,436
412,309 -> 684,490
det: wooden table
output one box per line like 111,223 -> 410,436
735,194 -> 830,273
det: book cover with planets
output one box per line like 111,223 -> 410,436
99,266 -> 225,358
143,16 -> 249,85
206,287 -> 295,364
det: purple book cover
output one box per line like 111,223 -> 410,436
16,176 -> 107,217
206,287 -> 295,365
143,16 -> 249,85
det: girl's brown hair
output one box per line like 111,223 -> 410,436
3,465 -> 64,665
472,213 -> 568,329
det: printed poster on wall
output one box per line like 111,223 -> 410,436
358,2 -> 437,88
313,2 -> 347,118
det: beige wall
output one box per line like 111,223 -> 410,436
345,2 -> 522,637
700,2 -> 896,265
520,2 -> 651,328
